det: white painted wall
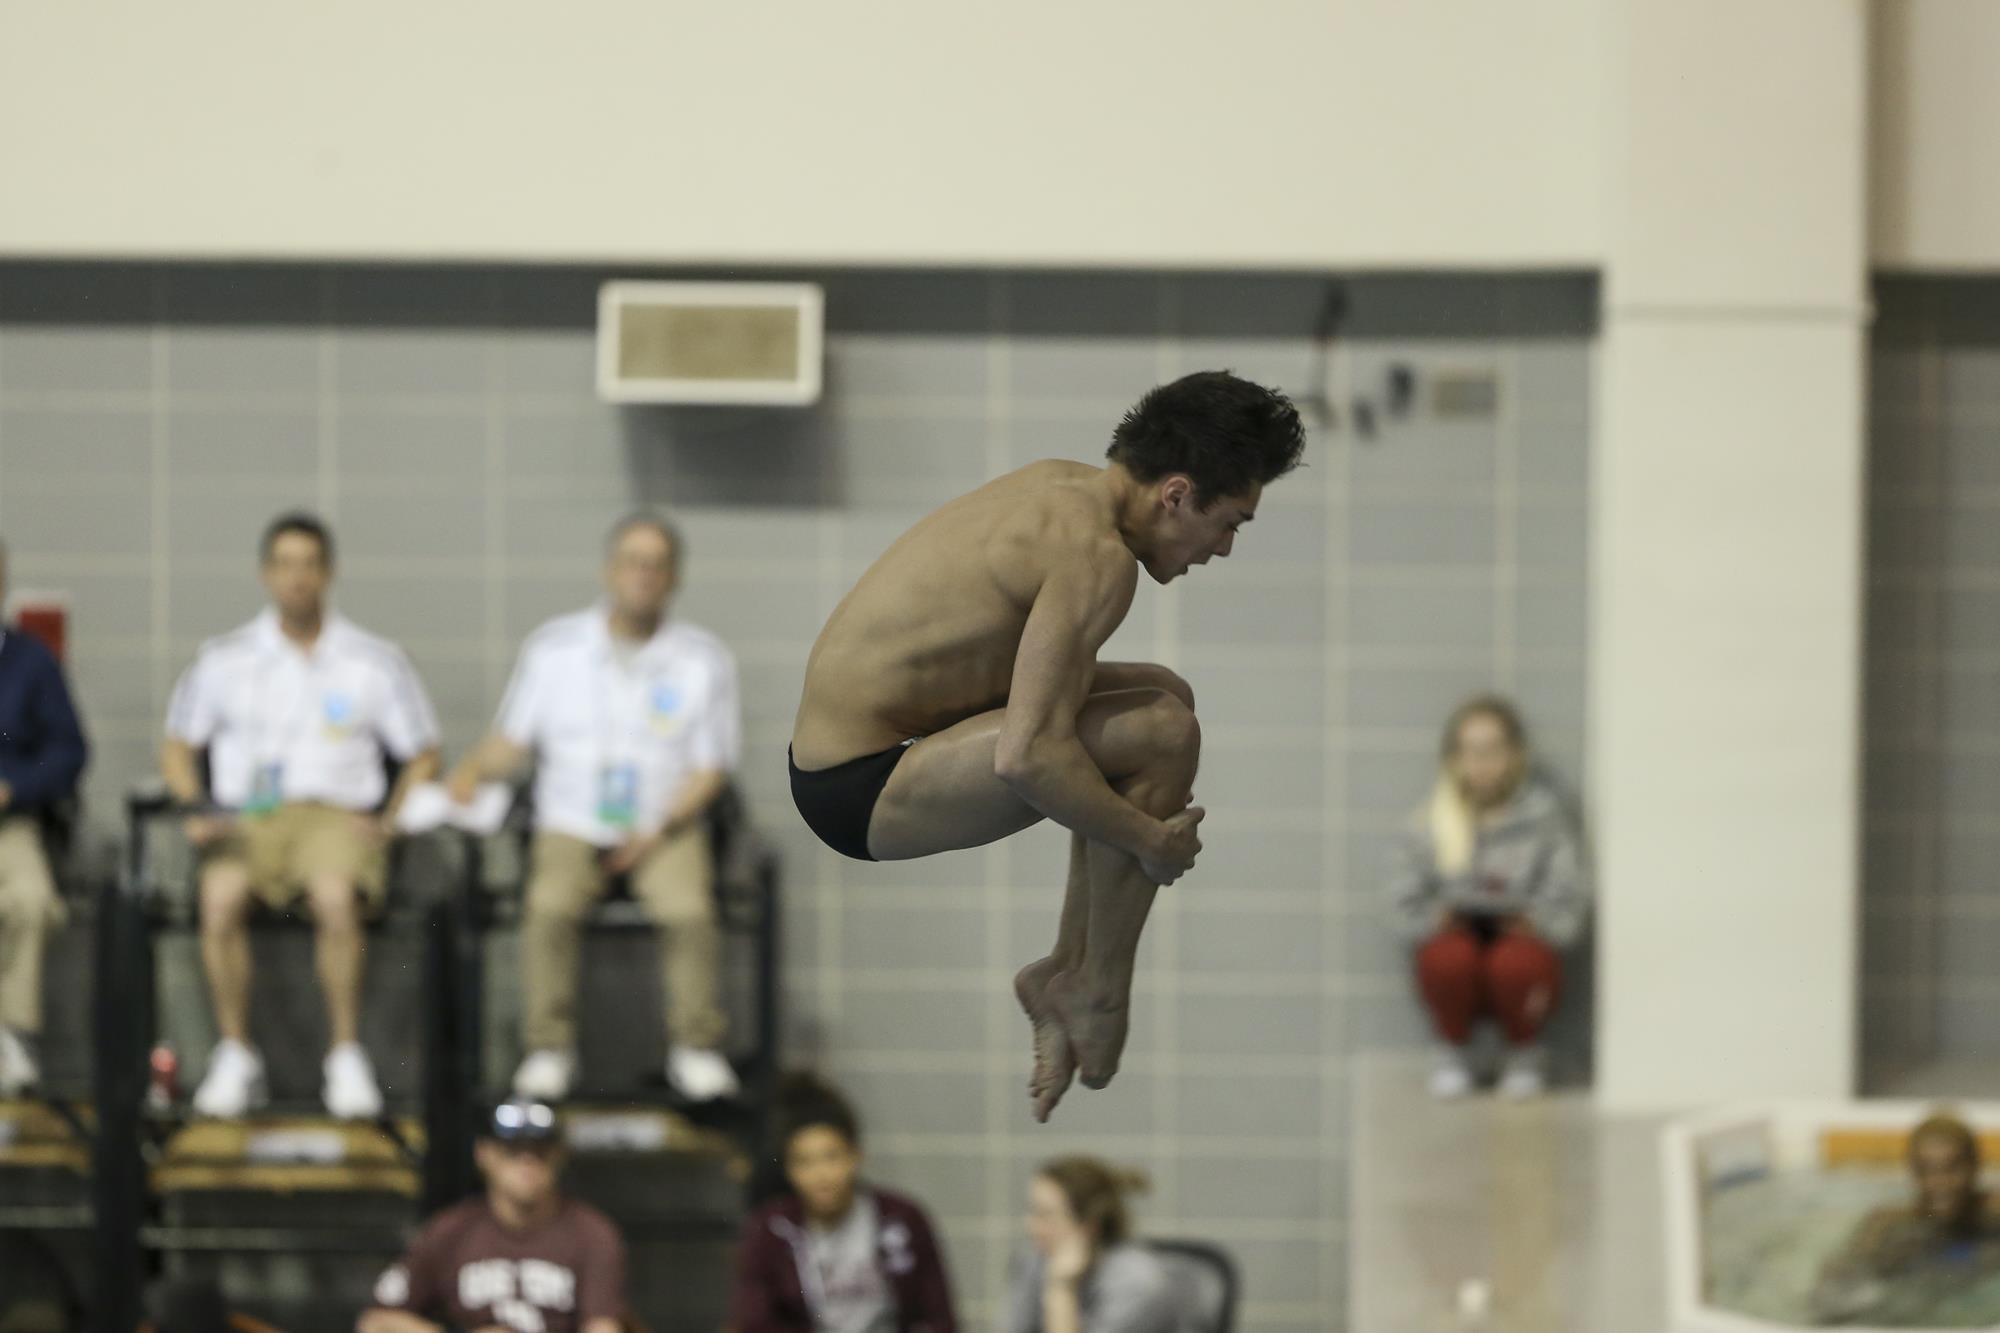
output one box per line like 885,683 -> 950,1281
1870,0 -> 2000,271
0,0 -> 1604,267
9,0 -> 2000,273
1592,322 -> 1866,1108
1592,0 -> 1867,1111
1611,0 -> 1867,311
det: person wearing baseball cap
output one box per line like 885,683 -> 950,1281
357,1100 -> 629,1333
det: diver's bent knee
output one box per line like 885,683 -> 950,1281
1141,666 -> 1196,712
1141,691 -> 1201,762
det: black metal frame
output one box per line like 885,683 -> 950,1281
453,782 -> 783,1248
93,799 -> 156,1333
712,784 -> 785,1124
421,877 -> 481,1210
91,785 -> 466,1328
1145,1237 -> 1241,1333
80,777 -> 784,1325
462,782 -> 783,1124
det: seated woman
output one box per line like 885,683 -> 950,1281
1007,1156 -> 1189,1333
1387,695 -> 1589,1100
1810,1111 -> 2000,1325
730,1073 -> 957,1332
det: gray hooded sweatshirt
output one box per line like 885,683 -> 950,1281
1385,775 -> 1590,947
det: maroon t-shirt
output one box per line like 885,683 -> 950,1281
368,1197 -> 627,1333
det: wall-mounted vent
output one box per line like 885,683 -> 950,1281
597,281 -> 823,406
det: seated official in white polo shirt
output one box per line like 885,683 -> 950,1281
448,512 -> 742,1104
161,513 -> 442,1120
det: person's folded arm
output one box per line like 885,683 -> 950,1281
992,538 -> 1160,862
160,737 -> 208,808
453,640 -> 551,805
380,745 -> 442,828
376,644 -> 444,826
445,734 -> 533,805
661,768 -> 727,835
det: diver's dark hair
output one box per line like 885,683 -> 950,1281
1106,371 -> 1305,508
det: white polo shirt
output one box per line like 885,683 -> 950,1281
496,606 -> 741,848
166,609 -> 441,812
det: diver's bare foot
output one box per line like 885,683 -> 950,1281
1044,971 -> 1130,1091
1015,958 -> 1077,1123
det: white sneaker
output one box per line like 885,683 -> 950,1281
322,1042 -> 384,1120
666,1046 -> 740,1102
0,1028 -> 38,1097
192,1040 -> 268,1119
512,1049 -> 577,1102
1428,1049 -> 1475,1100
1498,1048 -> 1547,1100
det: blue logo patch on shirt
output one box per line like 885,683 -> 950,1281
650,684 -> 681,716
322,692 -> 356,734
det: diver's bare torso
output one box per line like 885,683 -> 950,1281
787,371 -> 1291,1122
791,459 -> 1135,768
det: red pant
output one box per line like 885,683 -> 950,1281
1415,922 -> 1562,1046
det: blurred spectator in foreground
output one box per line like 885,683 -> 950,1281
0,537 -> 88,1096
358,1099 -> 627,1333
1811,1110 -> 2000,1325
731,1072 -> 956,1332
1386,695 -> 1588,1100
1008,1156 -> 1190,1333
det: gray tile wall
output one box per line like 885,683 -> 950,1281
1865,278 -> 2000,1082
0,263 -> 1595,1330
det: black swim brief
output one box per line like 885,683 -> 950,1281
788,741 -> 913,862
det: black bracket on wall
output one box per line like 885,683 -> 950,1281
1299,280 -> 1419,442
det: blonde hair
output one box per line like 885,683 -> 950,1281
1037,1156 -> 1151,1248
1428,695 -> 1528,876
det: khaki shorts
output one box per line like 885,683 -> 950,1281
526,826 -> 715,928
204,803 -> 389,912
